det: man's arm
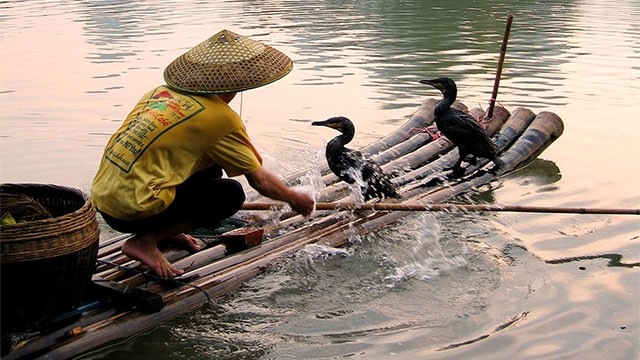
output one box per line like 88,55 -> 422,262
245,166 -> 315,216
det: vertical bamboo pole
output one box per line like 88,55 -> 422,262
486,13 -> 514,120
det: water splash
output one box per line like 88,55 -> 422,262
297,243 -> 353,263
266,204 -> 292,228
341,161 -> 367,204
297,150 -> 325,203
383,214 -> 468,285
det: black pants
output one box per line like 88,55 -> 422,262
100,166 -> 245,234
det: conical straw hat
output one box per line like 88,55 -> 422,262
164,30 -> 293,94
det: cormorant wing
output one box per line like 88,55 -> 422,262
446,109 -> 498,156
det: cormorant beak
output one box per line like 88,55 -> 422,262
419,79 -> 441,90
312,120 -> 338,129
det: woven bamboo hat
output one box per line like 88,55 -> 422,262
164,29 -> 293,94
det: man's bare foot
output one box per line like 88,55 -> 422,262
122,234 -> 184,278
166,233 -> 201,252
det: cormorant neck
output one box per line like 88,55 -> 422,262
435,88 -> 456,117
327,131 -> 353,149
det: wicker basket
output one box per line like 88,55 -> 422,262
0,183 -> 100,332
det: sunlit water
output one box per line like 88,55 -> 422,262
1,0 -> 639,359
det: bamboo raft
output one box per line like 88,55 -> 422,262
3,97 -> 563,359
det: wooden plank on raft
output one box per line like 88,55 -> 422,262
95,227 -> 261,285
91,278 -> 164,313
4,98 -> 565,360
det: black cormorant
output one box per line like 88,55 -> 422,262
311,116 -> 401,201
420,77 -> 504,177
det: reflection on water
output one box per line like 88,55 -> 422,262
1,0 -> 639,359
547,253 -> 640,268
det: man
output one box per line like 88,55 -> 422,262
91,30 -> 315,278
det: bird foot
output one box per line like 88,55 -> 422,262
421,176 -> 444,188
466,156 -> 478,166
488,165 -> 501,176
450,167 -> 466,179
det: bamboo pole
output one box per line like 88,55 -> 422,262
242,202 -> 640,215
486,13 -> 514,120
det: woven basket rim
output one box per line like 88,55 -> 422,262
1,198 -> 94,238
1,183 -> 100,262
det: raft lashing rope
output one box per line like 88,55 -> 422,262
401,99 -> 507,142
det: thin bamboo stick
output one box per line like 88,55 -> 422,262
242,202 -> 639,215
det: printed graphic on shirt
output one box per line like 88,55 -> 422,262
105,88 -> 204,172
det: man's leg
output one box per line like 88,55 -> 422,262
174,172 -> 246,229
100,167 -> 245,278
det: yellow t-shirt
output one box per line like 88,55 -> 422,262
91,86 -> 262,220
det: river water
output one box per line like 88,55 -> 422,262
1,0 -> 639,359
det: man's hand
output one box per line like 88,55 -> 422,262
288,190 -> 315,216
245,167 -> 315,216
